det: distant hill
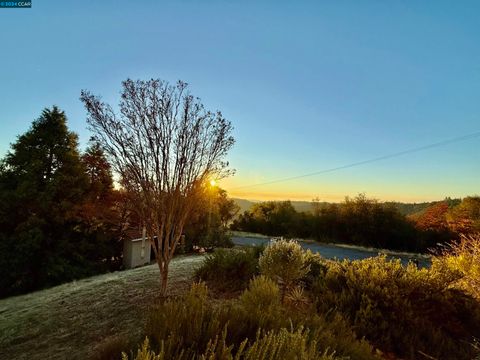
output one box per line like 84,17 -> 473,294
232,198 -> 459,217
233,198 -> 258,214
384,202 -> 436,216
232,198 -> 316,214
389,198 -> 461,218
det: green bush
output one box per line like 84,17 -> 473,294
93,334 -> 139,360
119,240 -> 480,360
195,247 -> 262,292
239,276 -> 281,312
198,227 -> 234,249
434,233 -> 480,300
302,250 -> 328,290
304,314 -> 375,360
259,240 -> 309,297
236,278 -> 374,359
125,282 -> 377,360
236,276 -> 283,333
138,244 -> 480,360
311,255 -> 480,360
145,282 -> 225,357
122,338 -> 164,360
126,328 -> 339,360
240,327 -> 336,360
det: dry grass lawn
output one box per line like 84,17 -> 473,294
0,255 -> 205,360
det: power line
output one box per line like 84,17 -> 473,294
230,131 -> 480,190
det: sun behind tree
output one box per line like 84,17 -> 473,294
81,79 -> 235,295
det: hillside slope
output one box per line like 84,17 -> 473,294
0,255 -> 204,360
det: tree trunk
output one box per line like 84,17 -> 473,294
159,261 -> 169,297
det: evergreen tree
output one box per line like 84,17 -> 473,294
82,140 -> 114,201
78,140 -> 124,270
0,107 -> 91,296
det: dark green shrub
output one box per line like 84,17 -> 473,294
124,241 -> 480,360
234,276 -> 284,336
311,255 -> 480,359
198,226 -> 235,249
122,338 -> 163,360
131,283 -> 377,360
284,286 -> 310,310
239,276 -> 281,312
92,334 -> 139,360
126,328 -> 338,360
302,250 -> 328,289
145,282 -> 226,357
304,314 -> 374,360
239,327 -> 336,360
195,247 -> 262,291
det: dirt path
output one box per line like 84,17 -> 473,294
0,255 -> 205,360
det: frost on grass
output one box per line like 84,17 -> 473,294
0,255 -> 204,360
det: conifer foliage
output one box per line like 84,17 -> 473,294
0,107 -> 121,297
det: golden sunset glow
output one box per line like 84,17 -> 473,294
221,174 -> 472,203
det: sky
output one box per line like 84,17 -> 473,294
0,0 -> 479,203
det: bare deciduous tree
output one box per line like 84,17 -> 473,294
80,79 -> 234,295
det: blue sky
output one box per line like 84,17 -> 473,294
0,0 -> 479,202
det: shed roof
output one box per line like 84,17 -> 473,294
124,228 -> 143,241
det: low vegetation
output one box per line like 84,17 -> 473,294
124,281 -> 374,360
434,233 -> 480,300
139,239 -> 480,360
3,237 -> 479,359
195,246 -> 263,292
312,256 -> 480,359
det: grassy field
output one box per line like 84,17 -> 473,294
0,255 -> 205,360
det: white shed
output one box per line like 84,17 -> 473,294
123,231 -> 152,269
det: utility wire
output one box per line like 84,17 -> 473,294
230,131 -> 480,190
